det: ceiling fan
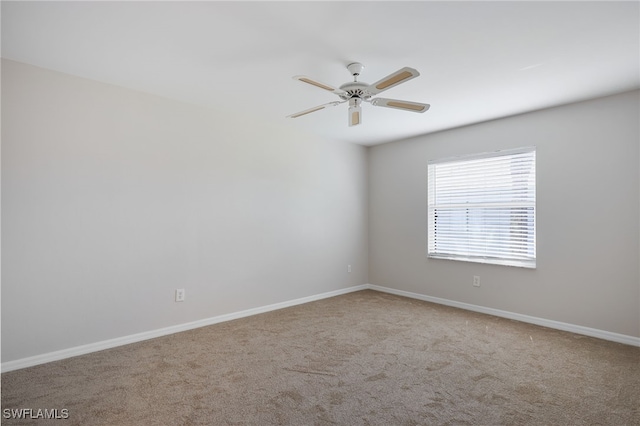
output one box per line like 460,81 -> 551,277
286,62 -> 430,127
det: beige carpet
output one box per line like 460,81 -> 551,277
2,290 -> 639,425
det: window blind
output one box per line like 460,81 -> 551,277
427,147 -> 536,268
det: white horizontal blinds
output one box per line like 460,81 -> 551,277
428,148 -> 536,268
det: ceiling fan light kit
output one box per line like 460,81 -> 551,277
287,62 -> 430,127
348,98 -> 362,127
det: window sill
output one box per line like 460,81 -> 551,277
427,254 -> 536,269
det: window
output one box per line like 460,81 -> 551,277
427,147 -> 536,268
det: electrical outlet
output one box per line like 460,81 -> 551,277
175,289 -> 185,302
473,276 -> 480,287
348,264 -> 352,273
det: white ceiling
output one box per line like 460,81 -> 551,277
2,1 -> 639,146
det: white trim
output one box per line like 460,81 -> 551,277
1,285 -> 369,372
428,146 -> 536,165
368,284 -> 640,347
4,283 -> 638,372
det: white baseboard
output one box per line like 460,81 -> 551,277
3,283 -> 637,372
1,284 -> 369,373
367,284 -> 640,347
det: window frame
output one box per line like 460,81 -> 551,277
427,147 -> 536,269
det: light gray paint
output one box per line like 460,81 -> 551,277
2,58 -> 638,365
369,90 -> 640,337
1,60 -> 369,362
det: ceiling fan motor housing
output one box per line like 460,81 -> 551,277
340,62 -> 371,100
338,81 -> 371,101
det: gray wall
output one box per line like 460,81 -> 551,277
369,90 -> 640,337
3,58 -> 638,365
1,59 -> 369,362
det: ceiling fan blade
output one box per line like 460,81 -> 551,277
293,75 -> 346,95
348,102 -> 362,127
367,67 -> 420,95
286,101 -> 344,119
370,98 -> 430,113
